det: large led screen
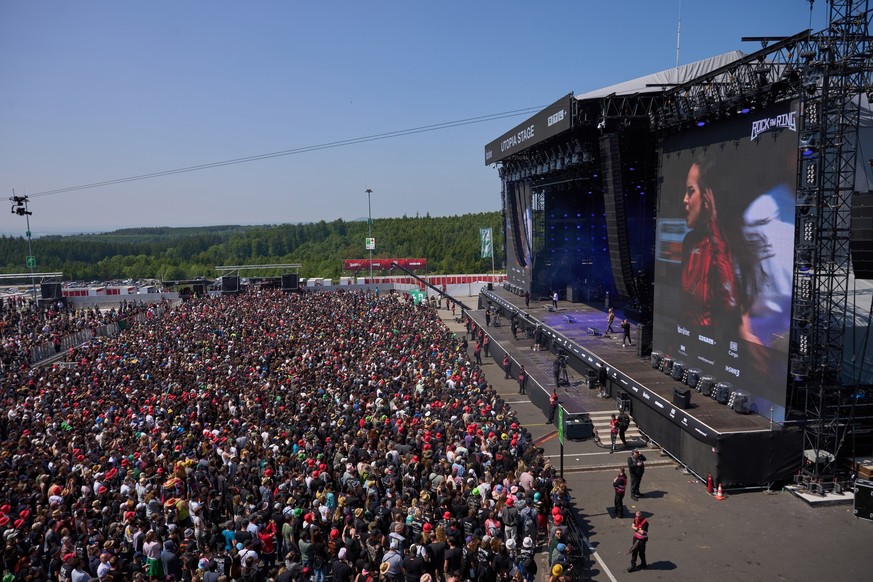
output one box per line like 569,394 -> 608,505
653,101 -> 798,423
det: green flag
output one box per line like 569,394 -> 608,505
480,227 -> 493,259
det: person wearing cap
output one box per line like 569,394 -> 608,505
518,536 -> 537,582
501,497 -> 519,544
550,540 -> 571,573
549,563 -> 567,582
380,538 -> 403,581
331,546 -> 353,582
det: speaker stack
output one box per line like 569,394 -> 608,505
281,274 -> 299,291
851,192 -> 873,279
221,276 -> 240,294
40,282 -> 62,300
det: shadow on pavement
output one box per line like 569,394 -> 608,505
645,560 -> 677,571
636,489 -> 668,499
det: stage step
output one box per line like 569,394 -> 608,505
587,410 -> 646,447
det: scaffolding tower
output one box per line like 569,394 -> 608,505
791,0 -> 873,488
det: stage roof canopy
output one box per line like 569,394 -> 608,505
574,51 -> 746,102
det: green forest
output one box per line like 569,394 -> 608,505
0,212 -> 504,281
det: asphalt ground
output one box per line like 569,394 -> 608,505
439,299 -> 871,582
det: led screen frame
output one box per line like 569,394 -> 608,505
653,101 -> 799,423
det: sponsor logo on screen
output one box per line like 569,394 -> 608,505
750,111 -> 797,140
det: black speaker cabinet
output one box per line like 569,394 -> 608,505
853,478 -> 873,521
41,282 -> 62,299
617,391 -> 632,414
281,274 -> 299,290
563,416 -> 593,440
673,387 -> 691,409
851,192 -> 873,279
221,276 -> 240,293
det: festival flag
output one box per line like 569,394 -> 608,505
480,227 -> 493,259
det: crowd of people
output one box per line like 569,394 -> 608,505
0,296 -> 153,373
0,288 -> 577,581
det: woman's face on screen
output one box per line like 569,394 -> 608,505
684,163 -> 703,228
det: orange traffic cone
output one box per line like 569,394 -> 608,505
714,483 -> 727,500
706,474 -> 714,495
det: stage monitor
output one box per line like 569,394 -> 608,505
652,101 -> 798,423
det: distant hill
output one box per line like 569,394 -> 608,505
0,212 -> 503,281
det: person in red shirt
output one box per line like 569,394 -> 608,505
258,519 -> 278,570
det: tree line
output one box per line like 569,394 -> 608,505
0,212 -> 504,281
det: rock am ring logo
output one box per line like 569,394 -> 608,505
750,111 -> 797,140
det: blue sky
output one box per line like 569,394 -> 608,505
0,1 -> 828,234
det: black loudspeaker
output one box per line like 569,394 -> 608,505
41,283 -> 62,299
617,391 -> 632,414
635,324 -> 652,357
673,387 -> 691,409
853,478 -> 873,521
281,274 -> 299,290
851,192 -> 873,279
587,370 -> 597,390
600,134 -> 636,299
563,416 -> 593,440
686,368 -> 703,389
671,361 -> 686,381
487,282 -> 493,291
221,276 -> 240,294
698,375 -> 717,396
714,382 -> 733,404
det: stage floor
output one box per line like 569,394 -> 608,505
471,288 -> 773,436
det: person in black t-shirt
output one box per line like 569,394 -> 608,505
401,544 -> 425,582
443,537 -> 463,576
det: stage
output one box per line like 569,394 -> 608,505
469,286 -> 802,486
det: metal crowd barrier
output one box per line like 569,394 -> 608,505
28,304 -> 166,364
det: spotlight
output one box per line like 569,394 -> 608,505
799,132 -> 817,157
697,120 -> 706,127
